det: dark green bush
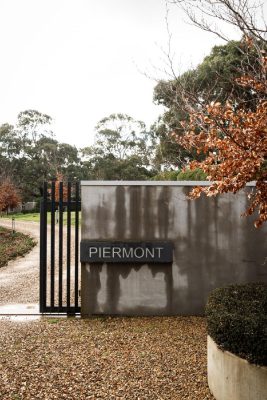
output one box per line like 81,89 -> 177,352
176,167 -> 207,181
151,168 -> 208,181
206,283 -> 267,366
152,170 -> 180,180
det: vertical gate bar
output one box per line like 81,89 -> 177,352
43,182 -> 48,311
74,181 -> 79,309
50,181 -> 55,308
39,198 -> 44,313
40,182 -> 48,312
67,181 -> 71,310
58,181 -> 63,308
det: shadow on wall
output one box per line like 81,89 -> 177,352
84,262 -> 173,315
81,184 -> 267,316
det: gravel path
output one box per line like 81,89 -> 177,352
0,219 -> 214,399
0,219 -> 40,305
0,218 -> 79,307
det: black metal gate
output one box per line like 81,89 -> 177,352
40,181 -> 81,314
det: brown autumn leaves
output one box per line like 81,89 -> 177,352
0,180 -> 21,213
175,50 -> 267,228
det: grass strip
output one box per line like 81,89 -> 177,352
3,212 -> 81,226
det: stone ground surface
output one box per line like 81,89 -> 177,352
0,219 -> 40,305
0,219 -> 214,400
0,218 -> 78,307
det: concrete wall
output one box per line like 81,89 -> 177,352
208,336 -> 267,400
81,182 -> 267,316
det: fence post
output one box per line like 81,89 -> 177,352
39,182 -> 47,313
66,181 -> 71,312
75,181 -> 80,309
50,181 -> 55,309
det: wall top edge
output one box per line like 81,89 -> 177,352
80,180 -> 256,187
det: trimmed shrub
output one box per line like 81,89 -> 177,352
176,168 -> 207,181
206,283 -> 267,366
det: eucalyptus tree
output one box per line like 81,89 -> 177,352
82,114 -> 157,180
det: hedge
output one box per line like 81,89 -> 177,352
152,168 -> 208,181
206,283 -> 267,366
152,170 -> 180,181
176,168 -> 207,181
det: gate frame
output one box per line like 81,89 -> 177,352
39,181 -> 81,314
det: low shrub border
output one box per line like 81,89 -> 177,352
206,283 -> 267,366
0,226 -> 36,268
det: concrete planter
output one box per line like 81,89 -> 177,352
207,335 -> 267,400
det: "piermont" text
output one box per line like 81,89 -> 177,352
89,246 -> 164,259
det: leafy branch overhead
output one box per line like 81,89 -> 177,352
165,0 -> 267,227
176,64 -> 267,226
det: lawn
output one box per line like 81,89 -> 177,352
3,212 -> 81,226
0,226 -> 36,268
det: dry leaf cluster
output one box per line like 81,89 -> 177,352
176,53 -> 267,227
0,180 -> 21,213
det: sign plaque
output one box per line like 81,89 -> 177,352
80,241 -> 173,263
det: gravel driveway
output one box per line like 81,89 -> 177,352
0,219 -> 40,305
0,218 -> 79,307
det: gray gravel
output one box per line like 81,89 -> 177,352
0,219 -> 79,306
0,219 -> 40,305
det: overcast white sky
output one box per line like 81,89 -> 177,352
0,0 -> 242,148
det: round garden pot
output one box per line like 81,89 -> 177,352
207,335 -> 267,400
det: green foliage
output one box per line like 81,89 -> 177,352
206,283 -> 267,366
176,168 -> 207,181
153,40 -> 265,169
154,40 -> 262,112
152,170 -> 180,180
17,109 -> 52,143
82,114 -> 157,180
0,110 -> 82,201
6,213 -> 41,222
0,226 -> 36,268
5,212 -> 81,226
150,119 -> 192,170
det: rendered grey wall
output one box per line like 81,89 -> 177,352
81,182 -> 267,316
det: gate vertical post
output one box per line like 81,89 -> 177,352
66,181 -> 71,311
39,182 -> 47,313
74,181 -> 79,309
50,181 -> 55,309
39,198 -> 44,313
58,181 -> 63,308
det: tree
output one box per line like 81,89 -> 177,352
48,173 -> 69,202
168,1 -> 267,226
16,109 -> 53,144
177,64 -> 267,226
82,114 -> 157,180
153,38 -> 266,168
0,110 -> 83,202
0,180 -> 21,212
152,0 -> 267,170
169,0 -> 266,43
